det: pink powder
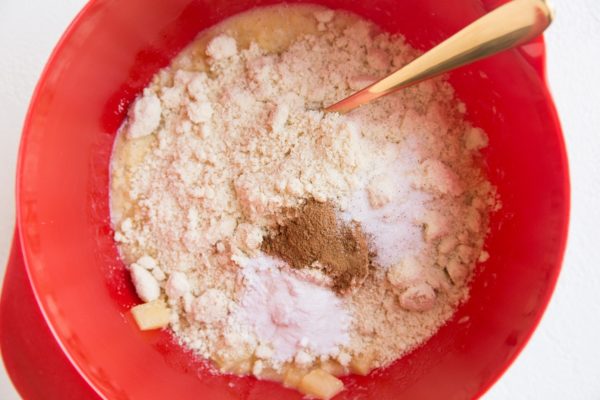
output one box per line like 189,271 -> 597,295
236,254 -> 350,362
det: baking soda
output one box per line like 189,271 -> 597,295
236,254 -> 350,363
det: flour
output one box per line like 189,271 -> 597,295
127,92 -> 162,139
130,263 -> 161,302
110,3 -> 496,384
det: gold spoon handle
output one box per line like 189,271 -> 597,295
325,0 -> 553,114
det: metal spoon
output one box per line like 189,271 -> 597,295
325,0 -> 553,114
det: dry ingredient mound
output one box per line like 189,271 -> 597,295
109,3 -> 498,396
263,199 -> 370,293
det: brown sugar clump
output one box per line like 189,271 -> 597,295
262,199 -> 369,293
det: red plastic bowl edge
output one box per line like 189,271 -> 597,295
15,1 -> 112,398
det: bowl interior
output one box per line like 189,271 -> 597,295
17,0 -> 569,399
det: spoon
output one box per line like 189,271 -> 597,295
325,0 -> 553,114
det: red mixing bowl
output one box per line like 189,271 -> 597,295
2,0 -> 569,398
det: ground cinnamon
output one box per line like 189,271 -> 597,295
262,199 -> 369,293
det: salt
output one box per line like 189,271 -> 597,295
342,148 -> 430,268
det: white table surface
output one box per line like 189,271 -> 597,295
1,0 -> 599,399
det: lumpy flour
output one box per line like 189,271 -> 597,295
110,4 -> 496,381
